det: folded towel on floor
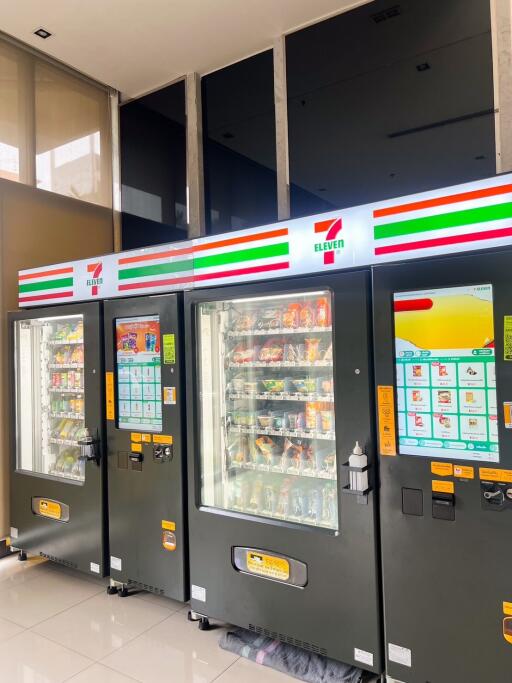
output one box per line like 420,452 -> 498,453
219,627 -> 364,683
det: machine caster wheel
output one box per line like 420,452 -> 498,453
118,587 -> 129,598
187,610 -> 197,622
18,551 -> 27,562
198,617 -> 210,631
107,586 -> 118,595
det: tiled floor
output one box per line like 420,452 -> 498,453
0,553 -> 296,683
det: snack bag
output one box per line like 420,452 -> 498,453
282,303 -> 300,329
256,308 -> 282,330
315,297 -> 331,327
300,302 -> 315,328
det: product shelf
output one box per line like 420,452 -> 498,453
227,326 -> 332,338
48,363 -> 84,369
228,391 -> 334,402
228,361 -> 333,369
226,503 -> 335,529
49,437 -> 80,447
49,388 -> 84,394
228,461 -> 337,481
229,424 -> 336,441
47,340 -> 84,345
49,412 -> 84,420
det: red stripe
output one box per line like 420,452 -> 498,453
192,261 -> 290,283
374,226 -> 512,256
19,291 -> 74,303
19,267 -> 73,281
118,274 -> 196,291
374,184 -> 512,218
394,299 -> 433,312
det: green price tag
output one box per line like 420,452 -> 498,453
163,333 -> 176,364
505,316 -> 512,361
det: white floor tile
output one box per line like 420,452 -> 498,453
0,554 -> 51,588
0,565 -> 104,628
215,656 -> 299,683
66,662 -> 140,682
101,610 -> 238,683
34,591 -> 171,660
0,630 -> 92,682
0,615 -> 25,642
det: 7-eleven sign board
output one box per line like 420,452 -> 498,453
313,218 -> 344,265
86,262 -> 103,296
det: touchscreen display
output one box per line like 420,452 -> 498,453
394,284 -> 498,463
116,315 -> 162,432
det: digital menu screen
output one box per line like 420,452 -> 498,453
394,284 -> 498,463
116,315 -> 162,432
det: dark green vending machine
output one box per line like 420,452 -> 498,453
104,294 -> 188,600
9,302 -> 107,576
373,250 -> 512,683
185,272 -> 383,675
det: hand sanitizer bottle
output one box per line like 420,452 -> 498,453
349,441 -> 368,492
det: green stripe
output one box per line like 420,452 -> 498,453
118,259 -> 192,280
374,202 -> 512,240
194,242 -> 289,270
19,277 -> 73,293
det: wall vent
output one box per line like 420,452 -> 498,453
128,579 -> 164,595
40,552 -> 78,569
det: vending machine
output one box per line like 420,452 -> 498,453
373,249 -> 512,682
185,272 -> 383,674
9,302 -> 107,576
104,294 -> 188,600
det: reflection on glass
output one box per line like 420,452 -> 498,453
0,43 -> 21,182
286,0 -> 495,217
15,315 -> 86,483
202,50 -> 277,234
197,291 -> 338,530
35,62 -> 112,207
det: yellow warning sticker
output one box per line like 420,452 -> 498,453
246,551 -> 290,581
162,530 -> 177,551
432,480 -> 454,494
131,433 -> 142,443
141,434 -> 151,443
504,617 -> 512,644
454,465 -> 474,480
105,372 -> 115,420
504,402 -> 512,429
431,462 -> 453,477
505,316 -> 512,361
479,467 -> 512,483
131,443 -> 142,453
153,434 -> 173,444
377,385 -> 397,456
39,499 -> 62,520
503,602 -> 512,616
162,520 -> 176,531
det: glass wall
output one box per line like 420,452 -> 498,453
120,80 -> 187,249
286,0 -> 495,217
0,35 -> 112,208
202,50 -> 278,234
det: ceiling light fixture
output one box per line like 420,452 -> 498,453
222,132 -> 234,139
34,28 -> 52,39
416,63 -> 431,72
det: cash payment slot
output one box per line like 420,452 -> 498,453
104,294 -> 187,600
374,250 -> 512,683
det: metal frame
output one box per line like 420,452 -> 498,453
491,0 -> 512,173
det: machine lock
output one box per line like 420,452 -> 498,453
153,443 -> 173,463
481,481 -> 512,511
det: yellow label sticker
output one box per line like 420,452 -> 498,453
505,316 -> 512,361
162,520 -> 176,531
246,551 -> 290,581
162,530 -> 176,551
131,433 -> 142,443
504,617 -> 512,644
39,499 -> 62,520
131,443 -> 142,453
378,385 -> 397,456
479,467 -> 512,483
163,333 -> 176,364
432,480 -> 455,494
504,402 -> 512,429
431,462 -> 453,477
141,434 -> 151,443
153,434 -> 173,444
503,602 -> 512,616
454,465 -> 474,479
106,372 -> 115,420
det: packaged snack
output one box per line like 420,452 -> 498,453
291,378 -> 316,394
232,343 -> 258,364
305,338 -> 321,362
320,410 -> 334,432
121,333 -> 137,352
305,402 -> 318,430
261,378 -> 285,393
256,308 -> 282,330
257,413 -> 272,428
234,311 -> 257,332
282,303 -> 300,329
272,412 -> 284,430
319,377 -> 333,394
296,412 -> 306,430
322,344 -> 333,362
315,297 -> 331,327
300,302 -> 315,328
255,435 -> 278,466
231,376 -> 245,392
283,343 -> 302,363
244,381 -> 259,393
259,339 -> 285,363
286,412 -> 298,430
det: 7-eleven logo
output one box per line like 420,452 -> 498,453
314,218 -> 343,265
86,262 -> 103,296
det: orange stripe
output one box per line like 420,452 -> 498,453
374,184 -> 512,218
19,267 -> 73,281
314,220 -> 335,233
118,228 -> 289,266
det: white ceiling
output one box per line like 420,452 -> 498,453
1,0 -> 371,98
